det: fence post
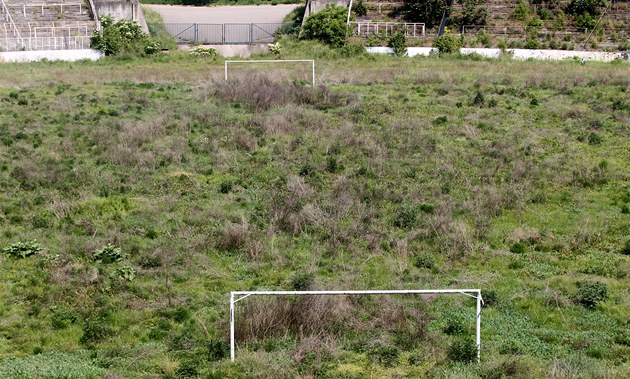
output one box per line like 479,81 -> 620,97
194,23 -> 198,43
250,23 -> 253,44
222,24 -> 225,44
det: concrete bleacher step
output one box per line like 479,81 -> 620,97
1,0 -> 95,50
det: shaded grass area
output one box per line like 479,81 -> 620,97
142,6 -> 178,51
0,45 -> 629,378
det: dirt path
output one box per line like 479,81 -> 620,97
143,4 -> 300,24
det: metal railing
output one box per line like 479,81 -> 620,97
352,22 -> 426,38
12,3 -> 86,17
154,22 -> 299,44
0,35 -> 90,51
1,0 -> 25,49
32,23 -> 92,38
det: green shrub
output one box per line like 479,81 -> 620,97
443,315 -> 466,335
93,243 -> 127,263
51,305 -> 79,330
113,266 -> 136,281
388,32 -> 407,57
291,271 -> 315,290
190,46 -> 219,58
2,240 -> 42,258
367,345 -> 400,367
302,5 -> 349,48
352,0 -> 367,16
90,14 -> 160,56
476,29 -> 491,47
512,0 -> 530,21
394,204 -> 418,228
413,254 -> 435,270
472,90 -> 485,106
482,289 -> 497,306
447,337 -> 477,363
510,242 -> 526,254
621,239 -> 630,255
433,34 -> 462,55
80,318 -> 113,346
459,0 -> 488,26
574,12 -> 597,29
575,281 -> 608,308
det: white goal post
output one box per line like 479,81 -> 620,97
224,60 -> 316,86
229,289 -> 483,362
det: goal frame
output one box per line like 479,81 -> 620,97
224,59 -> 316,86
229,289 -> 483,362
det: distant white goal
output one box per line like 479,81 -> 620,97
229,289 -> 483,362
224,59 -> 316,86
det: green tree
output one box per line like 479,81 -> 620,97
302,5 -> 350,47
402,0 -> 449,28
91,14 -> 160,56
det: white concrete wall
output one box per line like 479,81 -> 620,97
460,48 -> 502,58
0,49 -> 103,63
368,46 -> 629,62
182,44 -> 268,58
365,47 -> 437,56
509,49 -> 622,62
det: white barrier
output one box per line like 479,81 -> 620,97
367,46 -> 628,62
0,49 -> 103,63
365,47 -> 437,56
509,48 -> 621,62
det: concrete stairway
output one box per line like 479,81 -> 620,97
1,0 -> 95,51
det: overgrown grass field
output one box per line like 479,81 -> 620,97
0,44 -> 629,378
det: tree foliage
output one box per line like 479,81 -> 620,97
302,5 -> 349,47
402,0 -> 449,28
458,0 -> 488,26
566,0 -> 607,16
91,15 -> 160,56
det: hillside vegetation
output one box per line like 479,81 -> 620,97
0,44 -> 629,378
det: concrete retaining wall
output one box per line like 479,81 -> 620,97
183,44 -> 268,58
95,0 -> 148,32
303,0 -> 349,24
0,49 -> 104,63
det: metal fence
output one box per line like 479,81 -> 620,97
352,22 -> 426,38
0,35 -> 90,51
153,23 -> 299,45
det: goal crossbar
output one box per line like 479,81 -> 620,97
224,59 -> 316,86
230,289 -> 483,362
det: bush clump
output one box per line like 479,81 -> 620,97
93,244 -> 127,263
302,5 -> 349,47
2,240 -> 41,258
433,34 -> 462,55
190,46 -> 219,58
575,281 -> 608,309
447,337 -> 477,363
388,32 -> 407,57
91,14 -> 160,56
